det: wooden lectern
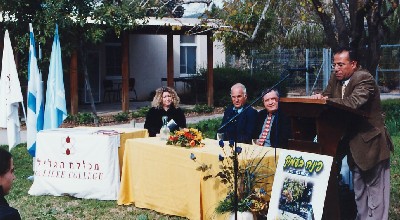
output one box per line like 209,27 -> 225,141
279,97 -> 365,220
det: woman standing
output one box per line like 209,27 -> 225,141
144,87 -> 186,137
0,148 -> 21,220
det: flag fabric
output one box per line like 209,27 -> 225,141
0,30 -> 24,150
27,23 -> 44,157
43,24 -> 67,129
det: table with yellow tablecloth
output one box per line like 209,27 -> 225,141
117,137 -> 279,220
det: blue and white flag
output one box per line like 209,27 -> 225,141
0,30 -> 24,150
27,23 -> 44,156
43,24 -> 67,129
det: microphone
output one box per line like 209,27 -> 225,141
286,67 -> 314,73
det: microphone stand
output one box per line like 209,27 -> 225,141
218,69 -> 291,220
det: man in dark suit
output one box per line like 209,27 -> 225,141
311,46 -> 393,219
253,89 -> 291,148
218,83 -> 257,144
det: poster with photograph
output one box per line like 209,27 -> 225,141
267,149 -> 333,220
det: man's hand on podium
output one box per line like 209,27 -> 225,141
310,93 -> 328,100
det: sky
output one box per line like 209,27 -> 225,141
183,0 -> 223,16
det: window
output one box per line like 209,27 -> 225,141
180,36 -> 196,76
105,43 -> 121,76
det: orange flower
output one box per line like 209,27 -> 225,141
185,132 -> 194,139
166,128 -> 203,148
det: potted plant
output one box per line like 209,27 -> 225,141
191,140 -> 273,219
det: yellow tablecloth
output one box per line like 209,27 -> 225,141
118,138 -> 279,220
76,127 -> 148,173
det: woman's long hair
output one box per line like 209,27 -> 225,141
151,86 -> 180,108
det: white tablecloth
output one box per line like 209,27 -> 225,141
28,128 -> 121,200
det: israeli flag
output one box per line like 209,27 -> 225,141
27,23 -> 44,157
43,24 -> 67,129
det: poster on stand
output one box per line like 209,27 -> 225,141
267,149 -> 333,220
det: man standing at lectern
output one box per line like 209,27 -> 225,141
311,46 -> 393,219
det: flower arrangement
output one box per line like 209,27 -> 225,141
166,128 -> 204,148
190,140 -> 273,217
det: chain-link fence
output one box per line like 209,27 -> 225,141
229,46 -> 400,96
230,48 -> 327,96
376,45 -> 400,92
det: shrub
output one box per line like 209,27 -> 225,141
190,118 -> 222,139
75,112 -> 95,124
65,114 -> 75,123
132,106 -> 150,118
113,112 -> 130,122
192,104 -> 214,114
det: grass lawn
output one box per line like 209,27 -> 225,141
2,136 -> 399,219
390,136 -> 400,219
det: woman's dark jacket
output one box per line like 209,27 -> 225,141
144,106 -> 186,137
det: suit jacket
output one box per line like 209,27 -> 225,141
322,69 -> 391,171
252,109 -> 292,149
144,106 -> 186,137
218,104 -> 257,144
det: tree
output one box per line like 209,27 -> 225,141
203,0 -> 325,57
205,0 -> 399,73
309,0 -> 399,73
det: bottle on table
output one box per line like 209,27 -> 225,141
160,116 -> 170,141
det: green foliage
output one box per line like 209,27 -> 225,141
215,192 -> 251,213
74,112 -> 95,124
208,0 -> 323,56
190,118 -> 222,139
382,99 -> 400,136
382,2 -> 400,44
212,66 -> 287,107
191,104 -> 214,114
386,119 -> 399,137
131,106 -> 151,118
113,112 -> 130,122
64,114 -> 75,123
389,136 -> 400,219
382,99 -> 400,119
136,214 -> 148,220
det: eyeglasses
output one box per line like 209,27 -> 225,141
331,62 -> 352,69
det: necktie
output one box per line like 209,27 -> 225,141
341,83 -> 347,99
258,113 -> 272,146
